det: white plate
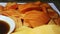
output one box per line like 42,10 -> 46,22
0,3 -> 60,15
48,3 -> 60,15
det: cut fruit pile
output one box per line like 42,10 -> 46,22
0,1 -> 60,34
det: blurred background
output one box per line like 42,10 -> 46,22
0,0 -> 60,11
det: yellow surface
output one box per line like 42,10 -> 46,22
12,25 -> 60,34
32,25 -> 60,34
12,26 -> 32,34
